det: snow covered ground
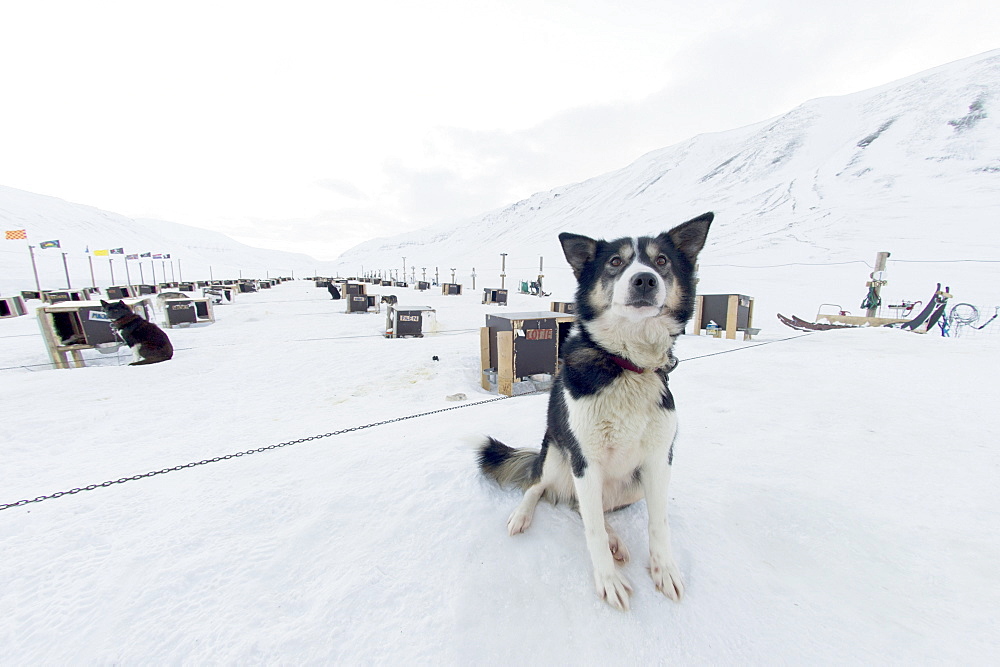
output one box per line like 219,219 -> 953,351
1,280 -> 997,663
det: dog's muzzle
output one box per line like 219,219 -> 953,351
626,271 -> 660,308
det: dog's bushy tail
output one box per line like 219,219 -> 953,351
477,437 -> 540,490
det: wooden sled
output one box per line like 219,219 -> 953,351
778,284 -> 952,334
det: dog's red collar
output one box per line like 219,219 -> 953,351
609,354 -> 648,374
111,312 -> 140,328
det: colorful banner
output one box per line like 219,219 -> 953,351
93,249 -> 110,256
5,229 -> 27,240
153,253 -> 163,259
140,252 -> 152,258
39,240 -> 61,249
126,254 -> 139,260
110,248 -> 124,255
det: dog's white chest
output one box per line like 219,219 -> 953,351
564,372 -> 674,478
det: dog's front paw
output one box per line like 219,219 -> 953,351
594,569 -> 633,611
506,508 -> 533,535
649,552 -> 684,601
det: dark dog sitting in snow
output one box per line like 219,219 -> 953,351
478,212 -> 713,611
101,299 -> 174,366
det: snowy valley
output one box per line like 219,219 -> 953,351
1,50 -> 999,663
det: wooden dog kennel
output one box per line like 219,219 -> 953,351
384,305 -> 435,338
346,294 -> 380,313
37,297 -> 154,369
161,297 -> 215,328
1,295 -> 28,318
480,311 -> 574,396
692,294 -> 756,340
42,289 -> 89,304
106,285 -> 136,300
483,288 -> 508,306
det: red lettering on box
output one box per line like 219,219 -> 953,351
525,328 -> 553,341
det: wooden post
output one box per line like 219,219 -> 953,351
866,251 -> 891,317
692,295 -> 704,335
744,297 -> 756,340
38,309 -> 66,369
497,330 -> 514,396
37,308 -> 84,369
726,294 -> 739,340
61,252 -> 72,288
28,245 -> 42,293
480,327 -> 492,391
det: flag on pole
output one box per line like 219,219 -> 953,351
126,254 -> 139,260
39,240 -> 61,249
140,252 -> 152,258
94,249 -> 110,256
110,248 -> 124,255
153,253 -> 163,259
164,253 -> 171,259
5,229 -> 27,240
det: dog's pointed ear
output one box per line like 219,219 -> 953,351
559,232 -> 598,280
100,299 -> 109,307
664,212 -> 713,266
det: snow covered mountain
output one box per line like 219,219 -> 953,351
4,49 -> 998,316
334,49 -> 1000,313
0,186 -> 333,294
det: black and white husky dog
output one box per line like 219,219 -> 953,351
478,212 -> 712,611
101,299 -> 174,366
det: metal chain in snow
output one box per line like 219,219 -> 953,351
1,332 -> 816,513
0,394 -> 519,512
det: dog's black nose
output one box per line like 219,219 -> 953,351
631,272 -> 658,297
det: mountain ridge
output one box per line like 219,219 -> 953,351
332,48 -> 1000,289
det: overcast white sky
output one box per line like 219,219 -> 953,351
1,0 -> 998,260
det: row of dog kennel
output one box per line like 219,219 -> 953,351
477,295 -> 756,395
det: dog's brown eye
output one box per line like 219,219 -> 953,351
610,256 -> 622,267
656,255 -> 668,267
